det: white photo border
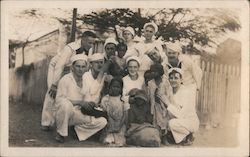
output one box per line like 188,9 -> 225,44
1,0 -> 249,157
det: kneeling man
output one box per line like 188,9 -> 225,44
55,54 -> 107,142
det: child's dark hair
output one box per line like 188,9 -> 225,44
117,42 -> 128,51
109,77 -> 124,102
150,63 -> 164,77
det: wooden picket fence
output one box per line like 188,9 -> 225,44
197,59 -> 241,126
9,57 -> 50,105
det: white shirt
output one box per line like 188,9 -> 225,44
81,70 -> 104,104
122,74 -> 145,108
50,40 -> 81,86
122,75 -> 145,97
167,85 -> 199,134
56,73 -> 83,105
167,85 -> 198,119
123,42 -> 140,59
135,40 -> 165,71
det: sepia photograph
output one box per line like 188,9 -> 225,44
1,0 -> 249,157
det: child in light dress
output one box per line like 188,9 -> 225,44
99,77 -> 128,147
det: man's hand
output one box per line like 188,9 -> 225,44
88,101 -> 97,108
100,61 -> 111,73
104,74 -> 113,83
48,84 -> 57,99
81,102 -> 95,113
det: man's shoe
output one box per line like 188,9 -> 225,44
41,126 -> 50,131
55,133 -> 65,143
180,140 -> 193,146
180,134 -> 194,146
187,133 -> 195,142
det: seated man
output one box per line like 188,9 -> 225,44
55,54 -> 107,143
164,68 -> 199,145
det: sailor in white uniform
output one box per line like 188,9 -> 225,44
41,31 -> 97,130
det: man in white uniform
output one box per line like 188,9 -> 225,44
55,54 -> 107,143
81,53 -> 106,104
41,31 -> 97,130
165,42 -> 202,108
165,68 -> 199,145
136,22 -> 165,75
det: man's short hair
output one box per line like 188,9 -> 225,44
82,31 -> 97,38
117,42 -> 128,51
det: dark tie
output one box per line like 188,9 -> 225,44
155,88 -> 161,104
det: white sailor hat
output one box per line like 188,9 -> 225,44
143,22 -> 158,33
104,37 -> 118,48
126,56 -> 141,66
123,26 -> 135,37
165,42 -> 182,53
168,67 -> 183,77
70,54 -> 88,65
88,53 -> 104,62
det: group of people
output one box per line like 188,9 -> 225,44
40,22 -> 203,147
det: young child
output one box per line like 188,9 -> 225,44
126,89 -> 161,147
109,42 -> 128,77
99,77 -> 128,147
117,42 -> 127,59
144,63 -> 175,138
101,43 -> 128,96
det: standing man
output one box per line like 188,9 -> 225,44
41,31 -> 97,131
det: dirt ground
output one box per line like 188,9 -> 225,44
9,99 -> 238,148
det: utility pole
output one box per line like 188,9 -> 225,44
138,8 -> 142,37
70,8 -> 77,42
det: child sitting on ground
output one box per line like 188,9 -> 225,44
126,89 -> 161,147
99,77 -> 129,147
